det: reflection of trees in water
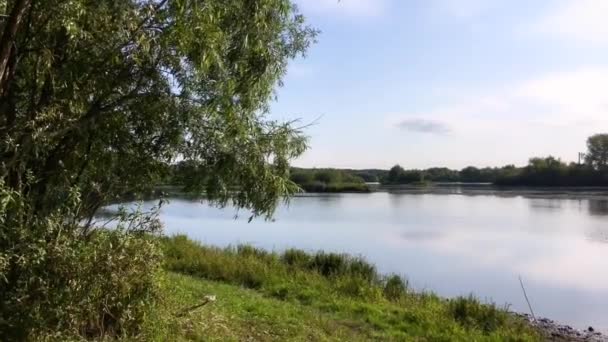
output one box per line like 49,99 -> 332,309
585,225 -> 608,243
528,198 -> 563,211
302,193 -> 342,209
585,200 -> 608,243
587,200 -> 608,216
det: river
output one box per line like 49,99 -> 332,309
107,190 -> 608,332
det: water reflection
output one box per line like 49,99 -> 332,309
588,200 -> 608,216
528,198 -> 563,211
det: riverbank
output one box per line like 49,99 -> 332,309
377,183 -> 608,200
517,314 -> 607,341
150,235 -> 543,340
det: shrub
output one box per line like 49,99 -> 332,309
383,275 -> 408,301
447,295 -> 508,333
0,185 -> 163,340
282,248 -> 312,267
349,258 -> 378,283
310,252 -> 349,277
237,245 -> 274,263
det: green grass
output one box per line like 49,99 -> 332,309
140,235 -> 542,341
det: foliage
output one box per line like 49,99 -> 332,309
288,168 -> 370,193
425,167 -> 460,182
448,295 -> 509,333
159,235 -> 541,341
586,134 -> 608,171
0,0 -> 316,221
0,184 -> 163,340
494,156 -> 608,186
384,134 -> 608,186
459,166 -> 507,183
0,0 -> 315,339
385,165 -> 425,184
383,274 -> 408,301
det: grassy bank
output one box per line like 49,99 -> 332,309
145,235 -> 541,341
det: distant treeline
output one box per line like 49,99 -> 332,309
288,168 -> 370,192
385,134 -> 608,187
383,165 -> 506,185
167,134 -> 608,191
383,162 -> 608,186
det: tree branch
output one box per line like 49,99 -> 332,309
0,0 -> 31,93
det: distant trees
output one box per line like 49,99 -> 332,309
385,165 -> 425,184
425,168 -> 460,182
495,157 -> 568,186
288,168 -> 369,193
381,134 -> 608,186
494,134 -> 608,186
586,134 -> 608,170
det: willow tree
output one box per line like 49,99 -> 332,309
0,0 -> 316,220
0,0 -> 316,338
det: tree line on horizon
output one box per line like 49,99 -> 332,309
167,134 -> 608,190
273,134 -> 608,188
385,133 -> 608,186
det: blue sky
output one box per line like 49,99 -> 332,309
270,0 -> 608,169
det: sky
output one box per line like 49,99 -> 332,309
269,0 -> 608,169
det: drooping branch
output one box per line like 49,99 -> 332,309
0,0 -> 31,94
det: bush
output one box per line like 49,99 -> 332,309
447,295 -> 508,333
383,275 -> 408,301
349,258 -> 378,283
282,248 -> 311,267
0,186 -> 163,340
310,252 -> 349,277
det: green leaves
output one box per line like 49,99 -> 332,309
0,0 -> 316,219
0,2 -> 316,337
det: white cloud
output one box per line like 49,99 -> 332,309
295,0 -> 388,17
534,0 -> 608,44
387,67 -> 608,166
396,118 -> 451,134
396,67 -> 608,131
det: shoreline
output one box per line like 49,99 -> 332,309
516,314 -> 607,341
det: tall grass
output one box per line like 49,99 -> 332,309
161,235 -> 532,336
162,235 -> 400,300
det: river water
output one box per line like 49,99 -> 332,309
109,191 -> 608,332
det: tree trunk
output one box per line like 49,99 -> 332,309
0,0 -> 31,94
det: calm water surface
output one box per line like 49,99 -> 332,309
112,192 -> 608,331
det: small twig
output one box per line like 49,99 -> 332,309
175,295 -> 216,317
519,276 -> 536,321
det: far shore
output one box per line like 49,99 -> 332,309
370,183 -> 608,200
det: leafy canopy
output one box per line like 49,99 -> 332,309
0,0 -> 317,220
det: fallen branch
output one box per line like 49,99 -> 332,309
176,295 -> 216,317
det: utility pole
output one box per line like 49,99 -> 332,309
578,152 -> 586,165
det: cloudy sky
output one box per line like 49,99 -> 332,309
270,0 -> 608,169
